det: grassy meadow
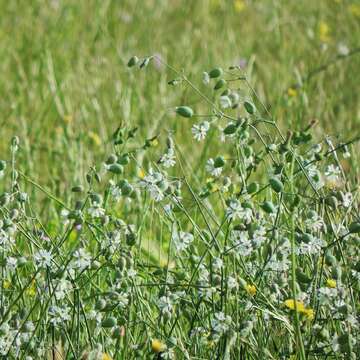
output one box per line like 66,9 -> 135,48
0,0 -> 360,359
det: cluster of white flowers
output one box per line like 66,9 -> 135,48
206,158 -> 223,177
226,199 -> 253,223
192,121 -> 210,141
211,312 -> 232,338
139,168 -> 167,202
172,230 -> 194,253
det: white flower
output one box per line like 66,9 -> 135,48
219,96 -> 231,109
202,71 -> 210,85
160,148 -> 176,168
318,287 -> 338,304
252,226 -> 267,247
33,250 -> 53,268
211,312 -> 232,335
305,213 -> 324,232
49,305 -> 71,326
139,168 -> 166,202
226,200 -> 252,223
88,309 -> 102,324
297,235 -> 325,255
54,278 -> 72,300
88,204 -> 105,218
213,257 -> 223,270
109,180 -> 122,201
72,248 -> 91,271
172,231 -> 194,252
325,164 -> 341,183
192,121 -> 210,141
337,42 -> 349,56
158,296 -> 173,314
6,257 -> 17,272
227,276 -> 238,290
231,230 -> 253,256
160,348 -> 175,359
341,192 -> 353,208
206,158 -> 223,177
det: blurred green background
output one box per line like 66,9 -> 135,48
0,0 -> 359,193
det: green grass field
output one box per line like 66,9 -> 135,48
0,1 -> 360,359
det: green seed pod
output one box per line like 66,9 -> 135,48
127,56 -> 139,67
118,154 -> 130,165
175,271 -> 186,281
11,136 -> 19,148
243,144 -> 252,157
238,277 -> 247,288
301,233 -> 312,244
208,67 -> 223,78
338,304 -> 351,316
10,209 -> 19,220
106,154 -> 118,165
126,232 -> 136,246
95,299 -> 107,311
175,106 -> 193,118
139,57 -> 150,68
318,328 -> 330,340
101,317 -> 117,328
349,222 -> 360,234
121,183 -> 133,196
229,92 -> 240,105
118,257 -> 127,271
90,193 -> 102,204
269,177 -> 284,193
71,185 -> 83,193
90,260 -> 101,270
112,326 -> 125,339
296,268 -> 311,284
224,123 -> 237,135
242,201 -> 253,209
325,254 -> 336,266
332,266 -> 342,280
94,172 -> 102,183
244,101 -> 256,114
157,180 -> 168,191
247,182 -> 259,194
213,275 -> 222,286
153,268 -> 163,276
108,164 -> 123,174
221,89 -> 231,96
0,161 -> 6,171
261,201 -> 276,214
0,193 -> 10,206
214,79 -> 226,90
325,195 -> 338,209
17,257 -> 27,267
214,156 -> 225,168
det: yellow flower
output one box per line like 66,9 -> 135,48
245,284 -> 256,296
102,353 -> 112,360
287,87 -> 298,97
284,299 -> 305,312
326,278 -> 337,288
234,0 -> 246,13
284,299 -> 314,320
3,280 -> 11,289
88,131 -> 102,146
25,280 -> 37,297
63,114 -> 73,124
318,21 -> 331,43
151,339 -> 166,353
349,4 -> 360,18
138,168 -> 145,179
303,308 -> 314,320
